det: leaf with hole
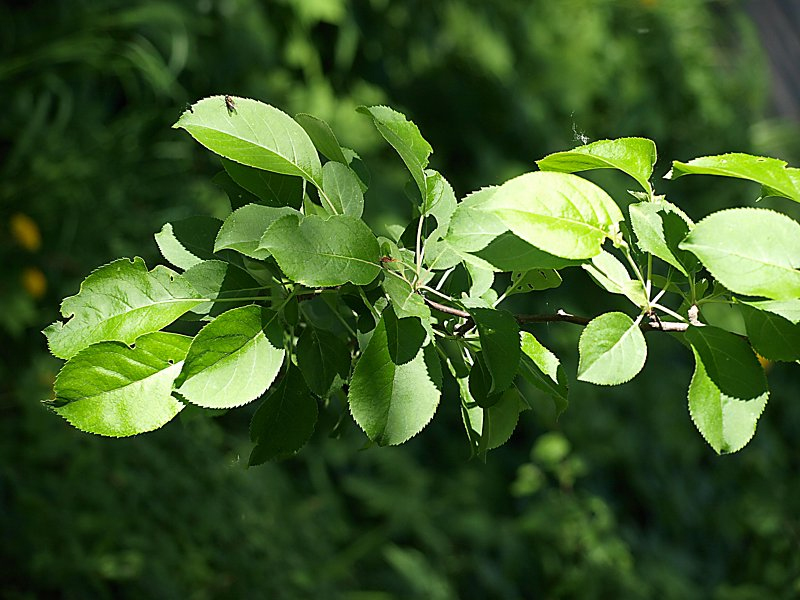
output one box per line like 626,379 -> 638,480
43,258 -> 203,360
52,332 -> 192,437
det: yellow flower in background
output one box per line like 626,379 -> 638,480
10,213 -> 41,252
21,267 -> 47,299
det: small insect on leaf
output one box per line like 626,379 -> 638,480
380,256 -> 398,264
184,102 -> 194,113
225,95 -> 237,115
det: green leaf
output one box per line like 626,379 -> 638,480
221,158 -> 303,208
295,326 -> 351,396
182,260 -> 264,317
519,331 -> 568,417
506,269 -> 561,297
537,137 -> 657,193
474,232 -> 583,272
629,199 -> 697,276
154,216 -> 223,271
175,306 -> 285,408
679,208 -> 800,300
739,299 -> 800,324
582,251 -> 648,308
52,332 -> 191,437
686,326 -> 769,454
479,172 -> 623,260
468,307 -> 520,394
685,326 -> 767,400
357,105 -> 432,198
740,304 -> 800,362
215,204 -> 300,259
444,187 -> 504,252
322,161 -> 364,217
382,272 -> 430,319
259,214 -> 381,287
175,96 -> 322,185
249,364 -> 318,464
348,307 -> 442,445
294,113 -> 349,164
44,258 -> 203,360
423,170 -> 457,235
465,260 -> 495,299
461,386 -> 524,454
467,352 -> 503,408
577,312 -> 647,385
667,153 -> 800,203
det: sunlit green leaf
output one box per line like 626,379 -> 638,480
679,208 -> 800,300
519,331 -> 569,417
52,332 -> 191,437
294,112 -> 349,164
582,251 -> 647,308
686,325 -> 769,454
260,213 -> 381,287
322,161 -> 364,217
215,204 -> 299,259
357,105 -> 432,198
537,137 -> 657,193
479,171 -> 623,260
182,260 -> 265,317
175,306 -> 285,408
348,307 -> 441,445
154,216 -> 222,271
175,96 -> 322,185
577,312 -> 647,385
739,299 -> 800,324
629,199 -> 697,276
667,152 -> 800,203
423,170 -> 457,236
44,258 -> 203,360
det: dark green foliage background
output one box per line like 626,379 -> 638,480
2,0 -> 799,597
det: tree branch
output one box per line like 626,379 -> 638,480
423,297 -> 692,333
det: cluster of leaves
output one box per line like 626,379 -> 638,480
44,96 -> 800,460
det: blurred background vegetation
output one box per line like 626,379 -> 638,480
2,0 -> 800,598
